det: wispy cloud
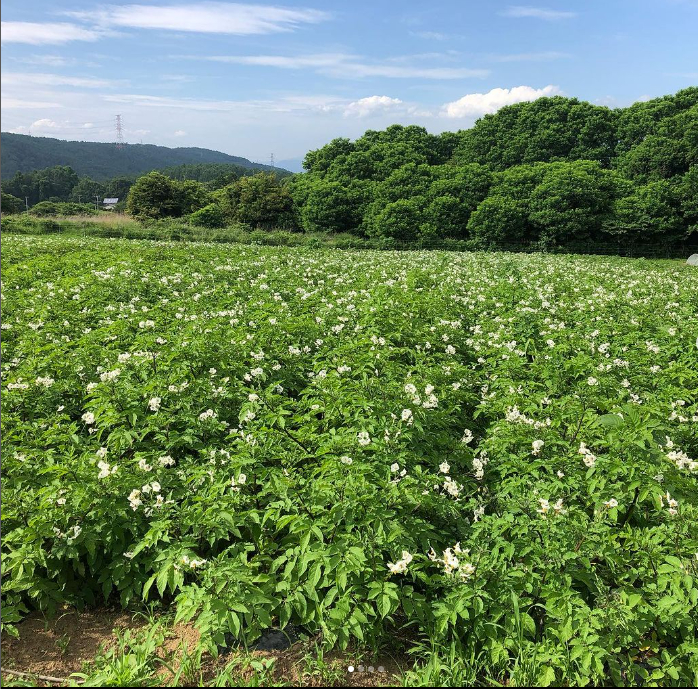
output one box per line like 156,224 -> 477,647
0,22 -> 107,45
410,30 -> 448,40
1,97 -> 65,109
66,2 -> 329,35
195,53 -> 488,79
442,85 -> 562,118
13,54 -> 78,67
501,6 -> 578,20
1,72 -> 119,89
102,92 -> 348,114
205,53 -> 355,69
489,51 -> 571,62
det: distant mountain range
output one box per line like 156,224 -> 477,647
0,133 -> 290,180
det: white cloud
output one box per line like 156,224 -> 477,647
1,97 -> 64,109
174,129 -> 187,136
0,22 -> 106,45
206,53 -> 355,68
442,85 -> 562,118
31,118 -> 60,129
67,2 -> 329,35
1,72 -> 116,88
501,6 -> 578,20
198,53 -> 488,79
17,55 -> 75,67
335,64 -> 486,79
343,95 -> 404,118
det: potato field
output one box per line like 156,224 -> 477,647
2,235 -> 698,686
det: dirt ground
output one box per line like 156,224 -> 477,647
1,608 -> 405,687
0,608 -> 142,681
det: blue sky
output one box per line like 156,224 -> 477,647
2,1 -> 697,168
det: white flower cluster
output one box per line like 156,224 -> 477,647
505,406 -> 551,429
578,442 -> 597,467
181,555 -> 207,569
53,524 -> 82,544
472,451 -> 488,480
664,438 -> 697,472
100,368 -> 121,383
429,543 -> 475,581
36,376 -> 55,387
7,380 -> 30,391
198,409 -> 217,422
660,491 -> 679,516
404,383 -> 438,409
537,498 -> 566,517
97,459 -> 118,479
230,473 -> 247,491
128,489 -> 142,510
532,439 -> 545,456
357,431 -> 371,446
387,550 -> 413,575
442,475 -> 462,498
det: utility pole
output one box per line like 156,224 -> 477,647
95,195 -> 100,211
115,115 -> 125,150
25,197 -> 29,213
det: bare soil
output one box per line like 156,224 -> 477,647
0,607 -> 143,682
1,608 -> 405,687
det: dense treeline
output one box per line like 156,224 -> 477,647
122,87 -> 698,247
0,133 -> 283,180
290,88 -> 697,247
3,88 -> 696,247
0,163 -> 288,214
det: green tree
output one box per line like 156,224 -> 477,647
233,173 -> 294,228
127,172 -> 182,220
528,161 -> 621,244
676,166 -> 698,238
1,193 -> 24,214
69,177 -> 106,204
367,198 -> 424,241
467,196 -> 532,247
607,180 -> 684,241
452,97 -> 618,170
299,180 -> 357,233
189,203 -> 227,228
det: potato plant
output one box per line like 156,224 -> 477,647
2,236 -> 697,685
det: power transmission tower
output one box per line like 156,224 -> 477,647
270,153 -> 275,168
115,115 -> 125,150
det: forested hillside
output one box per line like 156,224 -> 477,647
0,133 -> 283,180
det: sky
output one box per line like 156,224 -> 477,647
1,1 -> 697,169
